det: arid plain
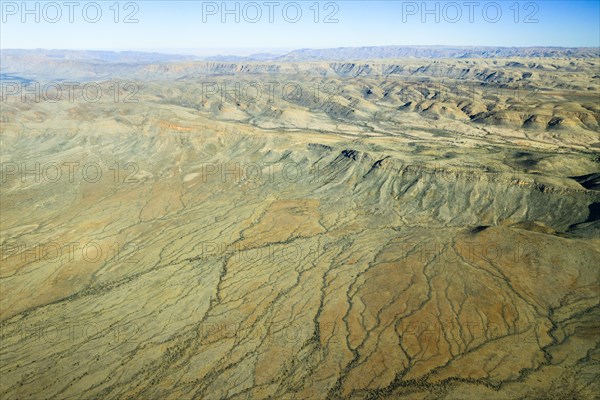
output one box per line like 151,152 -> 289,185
1,50 -> 599,399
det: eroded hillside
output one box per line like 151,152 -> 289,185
1,57 -> 599,399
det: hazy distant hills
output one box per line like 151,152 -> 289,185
0,49 -> 197,80
2,45 -> 598,69
1,46 -> 598,81
1,49 -> 197,63
169,46 -> 600,61
276,45 -> 600,61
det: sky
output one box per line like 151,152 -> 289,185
1,1 -> 599,53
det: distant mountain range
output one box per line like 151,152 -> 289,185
2,46 -> 598,81
195,46 -> 600,61
1,49 -> 197,63
275,45 -> 600,61
3,45 -> 599,64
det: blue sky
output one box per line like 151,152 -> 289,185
1,1 -> 598,53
